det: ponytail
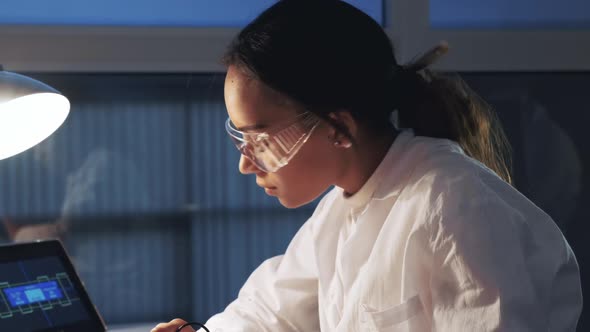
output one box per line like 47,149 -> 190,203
395,43 -> 513,185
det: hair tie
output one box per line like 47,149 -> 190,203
402,41 -> 449,73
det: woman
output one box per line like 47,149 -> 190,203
153,1 -> 582,331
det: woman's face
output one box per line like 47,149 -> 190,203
224,65 -> 344,208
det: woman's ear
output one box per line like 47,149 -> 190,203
327,111 -> 356,148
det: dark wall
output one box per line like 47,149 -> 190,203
465,73 -> 589,331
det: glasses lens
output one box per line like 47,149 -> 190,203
226,118 -> 271,171
225,113 -> 319,173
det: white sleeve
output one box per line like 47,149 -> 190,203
427,180 -> 582,331
200,216 -> 319,332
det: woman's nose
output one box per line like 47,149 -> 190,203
239,155 -> 262,175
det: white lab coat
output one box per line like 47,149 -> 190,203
201,130 -> 582,331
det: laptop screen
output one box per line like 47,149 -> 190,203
0,240 -> 105,332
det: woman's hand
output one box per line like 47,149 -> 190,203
151,318 -> 195,332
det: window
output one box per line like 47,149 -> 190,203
0,0 -> 388,72
0,0 -> 383,26
393,0 -> 590,71
430,0 -> 590,29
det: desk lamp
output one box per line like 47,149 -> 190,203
0,65 -> 70,160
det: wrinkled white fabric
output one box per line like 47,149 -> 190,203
201,130 -> 582,332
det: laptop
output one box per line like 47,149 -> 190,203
0,240 -> 107,332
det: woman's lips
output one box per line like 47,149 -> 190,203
263,186 -> 278,195
256,180 -> 277,194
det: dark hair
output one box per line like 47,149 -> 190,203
223,0 -> 513,184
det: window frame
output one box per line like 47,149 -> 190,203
395,0 -> 590,71
1,0 -> 589,72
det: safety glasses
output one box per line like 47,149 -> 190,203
225,112 -> 321,173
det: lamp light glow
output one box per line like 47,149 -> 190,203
0,66 -> 70,160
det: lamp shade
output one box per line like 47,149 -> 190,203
0,67 -> 70,160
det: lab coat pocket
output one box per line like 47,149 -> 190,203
360,294 -> 427,332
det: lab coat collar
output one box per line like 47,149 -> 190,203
340,129 -> 465,207
340,129 -> 416,209
373,130 -> 465,201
